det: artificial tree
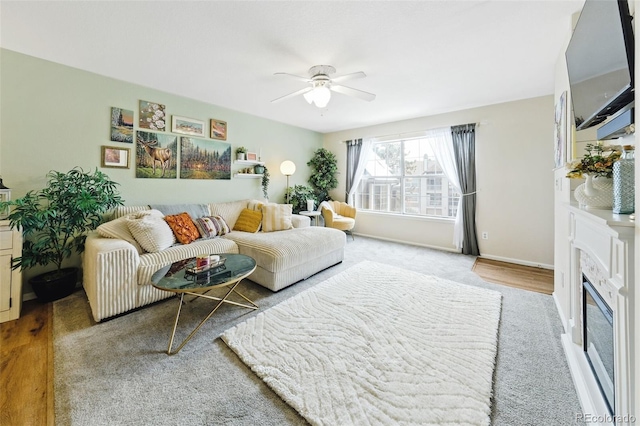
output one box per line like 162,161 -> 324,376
307,148 -> 338,202
0,167 -> 123,301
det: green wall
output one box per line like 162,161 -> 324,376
0,48 -> 322,205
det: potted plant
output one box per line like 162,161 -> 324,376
261,166 -> 270,201
0,167 -> 124,302
307,148 -> 338,202
236,146 -> 247,161
286,185 -> 318,214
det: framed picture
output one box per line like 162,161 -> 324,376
139,100 -> 166,131
136,131 -> 178,179
110,107 -> 134,143
246,152 -> 258,161
210,119 -> 227,140
180,136 -> 231,180
171,115 -> 206,137
554,91 -> 568,168
101,146 -> 130,169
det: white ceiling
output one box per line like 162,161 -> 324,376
0,0 -> 584,134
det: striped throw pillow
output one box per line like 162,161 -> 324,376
194,215 -> 230,239
261,203 -> 293,232
125,211 -> 176,253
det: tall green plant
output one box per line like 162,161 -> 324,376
307,148 -> 338,202
0,168 -> 124,274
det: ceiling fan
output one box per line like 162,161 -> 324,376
271,65 -> 376,108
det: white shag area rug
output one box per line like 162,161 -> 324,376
222,260 -> 503,426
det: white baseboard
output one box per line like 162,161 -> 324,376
352,232 -> 460,253
479,253 -> 554,270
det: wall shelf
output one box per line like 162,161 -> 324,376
235,160 -> 264,166
234,173 -> 263,179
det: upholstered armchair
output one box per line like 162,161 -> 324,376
321,201 -> 356,240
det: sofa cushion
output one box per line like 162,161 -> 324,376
164,212 -> 200,245
97,215 -> 145,254
139,237 -> 239,285
223,226 -> 345,273
193,215 -> 230,239
126,211 -> 176,253
261,203 -> 293,232
233,208 -> 262,233
150,203 -> 210,219
208,200 -> 250,229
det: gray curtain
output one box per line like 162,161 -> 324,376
345,139 -> 363,200
451,124 -> 479,256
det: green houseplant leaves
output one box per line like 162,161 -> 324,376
0,167 -> 124,275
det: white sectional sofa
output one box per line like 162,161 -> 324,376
82,199 -> 346,321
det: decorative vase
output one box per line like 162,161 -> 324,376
574,174 -> 613,209
613,145 -> 635,214
306,199 -> 315,212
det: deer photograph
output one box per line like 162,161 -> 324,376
136,131 -> 177,178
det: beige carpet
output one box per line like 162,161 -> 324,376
222,261 -> 503,426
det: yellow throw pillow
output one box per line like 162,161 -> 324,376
261,203 -> 293,232
233,208 -> 262,233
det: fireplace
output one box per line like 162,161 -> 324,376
583,276 -> 614,415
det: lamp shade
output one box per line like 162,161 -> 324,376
313,86 -> 331,108
280,160 -> 296,176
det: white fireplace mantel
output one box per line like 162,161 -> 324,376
559,202 -> 635,425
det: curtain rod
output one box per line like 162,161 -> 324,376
341,121 -> 487,143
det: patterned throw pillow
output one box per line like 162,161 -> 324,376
193,215 -> 230,239
233,208 -> 263,233
261,203 -> 293,232
125,210 -> 175,253
164,212 -> 200,245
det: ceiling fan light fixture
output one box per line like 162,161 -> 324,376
303,91 -> 314,104
312,86 -> 331,108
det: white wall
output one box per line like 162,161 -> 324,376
323,96 -> 556,267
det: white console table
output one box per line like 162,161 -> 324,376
0,220 -> 22,322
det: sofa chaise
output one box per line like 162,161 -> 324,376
82,199 -> 346,321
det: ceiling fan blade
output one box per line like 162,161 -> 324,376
331,71 -> 366,83
271,86 -> 313,103
274,72 -> 311,83
331,84 -> 376,102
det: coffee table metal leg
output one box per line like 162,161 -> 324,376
166,279 -> 256,355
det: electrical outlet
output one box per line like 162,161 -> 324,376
482,232 -> 489,240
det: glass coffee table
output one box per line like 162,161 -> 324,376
152,253 -> 258,355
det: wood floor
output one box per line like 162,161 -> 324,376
0,259 -> 553,424
1,300 -> 54,426
472,258 -> 554,295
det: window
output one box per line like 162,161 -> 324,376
355,136 -> 460,218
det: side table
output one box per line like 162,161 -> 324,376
299,210 -> 322,226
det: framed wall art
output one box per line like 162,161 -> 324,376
180,136 -> 231,180
101,146 -> 130,169
136,131 -> 178,179
210,119 -> 227,140
171,115 -> 206,137
554,91 -> 568,169
246,152 -> 258,161
139,100 -> 166,131
110,107 -> 134,143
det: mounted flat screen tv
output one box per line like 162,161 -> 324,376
565,0 -> 634,131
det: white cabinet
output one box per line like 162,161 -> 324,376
0,220 -> 22,322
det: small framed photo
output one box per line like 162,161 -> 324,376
246,152 -> 258,161
101,146 -> 130,169
210,119 -> 227,140
172,116 -> 206,137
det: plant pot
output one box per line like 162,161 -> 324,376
254,165 -> 265,174
237,153 -> 246,161
29,267 -> 78,303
